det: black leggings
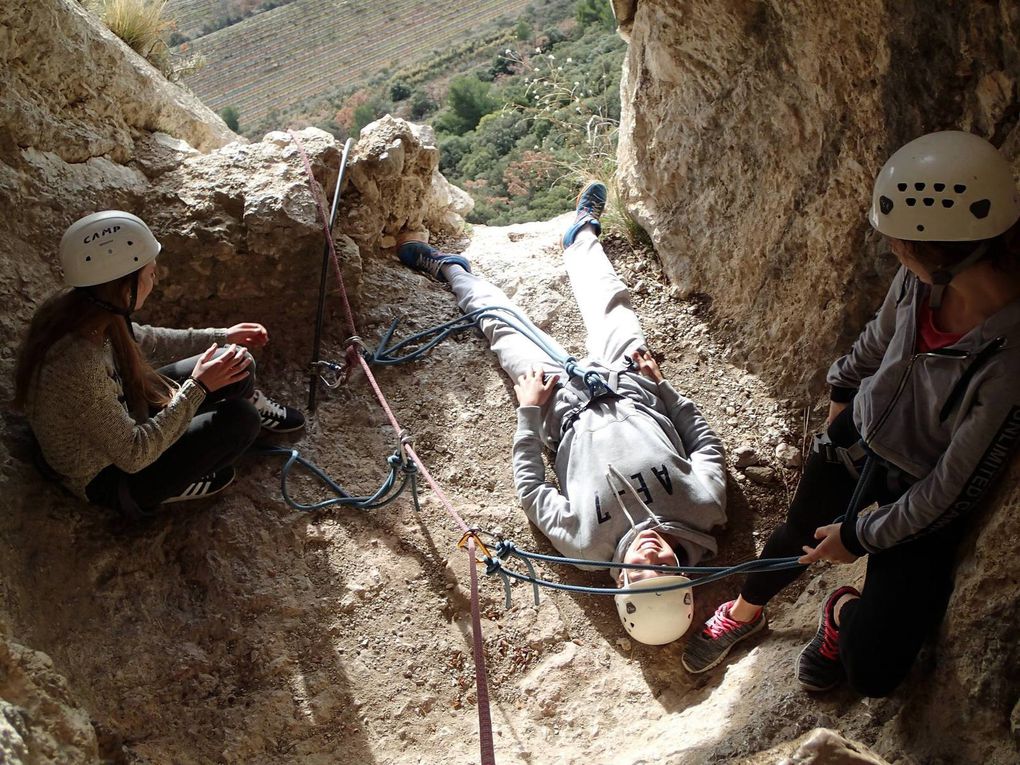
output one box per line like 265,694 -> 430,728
86,351 -> 261,517
741,406 -> 958,697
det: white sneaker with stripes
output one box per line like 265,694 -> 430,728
164,466 -> 236,504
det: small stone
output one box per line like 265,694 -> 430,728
745,466 -> 778,484
733,444 -> 760,468
775,442 -> 802,467
724,405 -> 736,416
616,637 -> 632,651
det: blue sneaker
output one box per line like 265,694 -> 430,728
561,181 -> 607,249
397,240 -> 471,283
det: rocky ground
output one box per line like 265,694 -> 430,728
3,213 -> 927,764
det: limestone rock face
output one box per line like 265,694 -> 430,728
344,115 -> 474,251
614,2 -> 1020,763
0,0 -> 236,164
614,0 -> 1019,395
0,628 -> 99,764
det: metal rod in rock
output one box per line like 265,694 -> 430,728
307,137 -> 354,412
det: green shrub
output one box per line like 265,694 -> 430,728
435,75 -> 497,135
219,105 -> 240,131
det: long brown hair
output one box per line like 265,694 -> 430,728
13,272 -> 172,414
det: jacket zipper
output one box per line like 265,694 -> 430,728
864,339 -> 1005,447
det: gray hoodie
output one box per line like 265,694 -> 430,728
512,370 -> 727,571
827,265 -> 1020,555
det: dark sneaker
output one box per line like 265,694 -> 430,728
682,600 -> 767,674
561,180 -> 608,249
164,466 -> 236,504
796,585 -> 860,692
253,389 -> 305,432
397,239 -> 471,283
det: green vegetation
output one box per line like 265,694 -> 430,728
86,0 -> 204,80
87,0 -> 172,60
219,105 -> 240,131
255,0 -> 627,228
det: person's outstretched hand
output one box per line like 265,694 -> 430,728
227,322 -> 269,347
631,348 -> 664,382
515,367 -> 559,407
191,344 -> 252,392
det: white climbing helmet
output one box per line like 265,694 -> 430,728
59,211 -> 161,287
614,573 -> 694,645
869,130 -> 1020,242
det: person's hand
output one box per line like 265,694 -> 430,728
191,344 -> 252,392
799,523 -> 858,565
226,322 -> 268,347
826,400 -> 849,426
631,348 -> 664,382
514,367 -> 559,407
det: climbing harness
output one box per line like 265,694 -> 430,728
307,136 -> 354,412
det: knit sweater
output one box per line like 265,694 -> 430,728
26,323 -> 227,499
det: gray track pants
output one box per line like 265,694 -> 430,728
442,229 -> 647,446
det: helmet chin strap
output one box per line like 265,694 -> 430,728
928,240 -> 991,309
75,271 -> 140,340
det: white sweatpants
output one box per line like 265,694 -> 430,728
443,229 -> 646,383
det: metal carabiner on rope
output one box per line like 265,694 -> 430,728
309,359 -> 347,389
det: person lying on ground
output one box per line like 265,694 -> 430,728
681,131 -> 1020,698
12,210 -> 305,519
397,183 -> 727,645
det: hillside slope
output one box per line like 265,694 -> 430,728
173,0 -> 534,123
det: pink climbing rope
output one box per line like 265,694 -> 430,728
289,131 -> 495,764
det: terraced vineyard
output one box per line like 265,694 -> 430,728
173,0 -> 532,123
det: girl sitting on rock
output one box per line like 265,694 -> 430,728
682,131 -> 1020,697
13,210 -> 304,518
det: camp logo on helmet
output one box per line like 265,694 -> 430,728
83,225 -> 121,244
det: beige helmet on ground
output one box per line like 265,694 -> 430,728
869,130 -> 1020,242
59,210 -> 161,287
614,573 -> 694,645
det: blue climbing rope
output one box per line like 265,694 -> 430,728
366,306 -> 612,397
480,538 -> 805,608
252,444 -> 421,513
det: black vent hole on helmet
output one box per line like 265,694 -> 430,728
629,622 -> 635,628
954,184 -> 967,194
107,249 -> 113,254
923,198 -> 935,207
942,199 -> 954,208
906,198 -> 917,206
133,256 -> 139,262
914,182 -> 926,191
85,256 -> 92,262
879,196 -> 894,214
970,199 -> 991,219
626,602 -> 636,614
917,224 -> 925,232
897,183 -> 908,192
934,183 -> 945,192
127,240 -> 133,246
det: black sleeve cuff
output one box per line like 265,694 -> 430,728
840,519 -> 869,557
829,385 -> 857,404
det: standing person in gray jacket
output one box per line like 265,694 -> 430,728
397,182 -> 728,646
682,131 -> 1020,696
13,211 -> 306,519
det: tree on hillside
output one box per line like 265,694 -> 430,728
575,0 -> 616,30
435,75 -> 497,135
220,105 -> 240,131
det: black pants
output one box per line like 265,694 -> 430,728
86,351 -> 261,517
740,406 -> 958,697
